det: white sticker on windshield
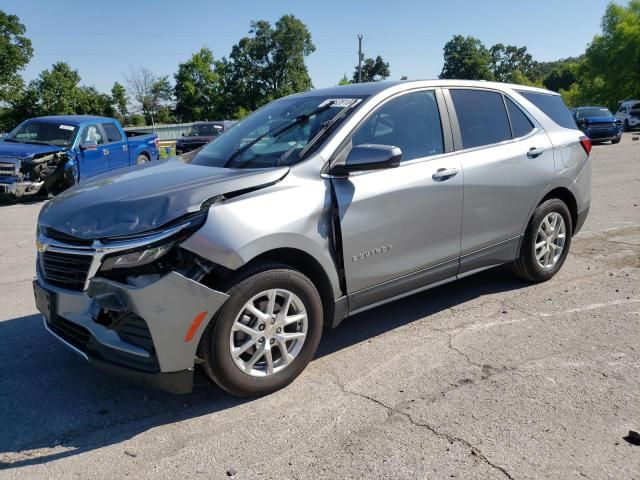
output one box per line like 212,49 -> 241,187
59,125 -> 75,131
319,98 -> 362,108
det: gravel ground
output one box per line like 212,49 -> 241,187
0,136 -> 639,479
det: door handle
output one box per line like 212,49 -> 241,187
527,147 -> 547,158
432,167 -> 459,181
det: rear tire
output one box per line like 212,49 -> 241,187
612,137 -> 621,144
198,263 -> 323,397
136,154 -> 149,165
512,199 -> 572,282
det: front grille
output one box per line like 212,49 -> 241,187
45,228 -> 94,247
42,251 -> 92,291
0,162 -> 17,175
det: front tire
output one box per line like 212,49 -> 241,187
512,199 -> 572,282
198,264 -> 323,397
611,137 -> 621,144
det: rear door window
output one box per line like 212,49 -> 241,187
518,91 -> 577,130
102,122 -> 123,142
505,97 -> 535,138
450,89 -> 512,149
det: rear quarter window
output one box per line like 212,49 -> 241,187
518,91 -> 577,130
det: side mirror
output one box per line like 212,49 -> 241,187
330,144 -> 402,175
80,141 -> 98,151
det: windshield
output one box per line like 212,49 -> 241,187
191,95 -> 366,169
187,124 -> 221,137
577,107 -> 612,119
5,121 -> 78,147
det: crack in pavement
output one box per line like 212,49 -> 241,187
340,385 -> 515,480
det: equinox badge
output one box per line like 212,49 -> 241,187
352,244 -> 393,263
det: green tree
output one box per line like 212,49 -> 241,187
174,47 -> 220,122
489,44 -> 536,82
338,74 -> 351,86
581,0 -> 640,107
0,11 -> 33,103
352,55 -> 390,83
440,35 -> 493,80
111,82 -> 128,120
32,62 -> 82,115
220,15 -> 315,113
542,63 -> 577,92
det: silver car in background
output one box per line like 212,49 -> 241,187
34,80 -> 591,396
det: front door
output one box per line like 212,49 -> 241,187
77,124 -> 108,180
331,90 -> 463,311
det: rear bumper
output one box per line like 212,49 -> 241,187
574,206 -> 590,235
35,271 -> 229,394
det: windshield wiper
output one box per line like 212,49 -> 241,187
3,138 -> 20,143
24,140 -> 54,146
225,101 -> 335,167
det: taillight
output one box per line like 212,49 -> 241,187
579,136 -> 592,156
154,138 -> 160,150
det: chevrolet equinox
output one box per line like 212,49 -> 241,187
34,80 -> 591,396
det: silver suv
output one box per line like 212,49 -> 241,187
34,80 -> 591,396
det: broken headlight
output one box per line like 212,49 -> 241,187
98,210 -> 208,272
100,242 -> 175,270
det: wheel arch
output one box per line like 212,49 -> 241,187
539,187 -> 578,235
239,247 -> 338,328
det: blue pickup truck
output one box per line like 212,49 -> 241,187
571,106 -> 623,144
0,115 -> 159,201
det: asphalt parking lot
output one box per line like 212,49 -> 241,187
0,136 -> 639,479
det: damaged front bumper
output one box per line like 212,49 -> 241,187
34,271 -> 228,394
0,178 -> 45,198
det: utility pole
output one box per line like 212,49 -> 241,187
357,35 -> 363,83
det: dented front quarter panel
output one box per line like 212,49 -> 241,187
181,158 -> 343,299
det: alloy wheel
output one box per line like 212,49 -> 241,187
534,212 -> 566,270
229,289 -> 308,377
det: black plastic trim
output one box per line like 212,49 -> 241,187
348,259 -> 459,313
458,237 -> 520,275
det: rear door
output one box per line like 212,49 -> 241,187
331,89 -> 463,311
77,123 -> 109,179
444,88 -> 554,274
101,121 -> 129,169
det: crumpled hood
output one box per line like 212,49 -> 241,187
38,158 -> 289,239
0,142 -> 65,160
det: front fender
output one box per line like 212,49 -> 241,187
180,178 -> 342,299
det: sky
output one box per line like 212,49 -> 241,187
4,0 -> 614,94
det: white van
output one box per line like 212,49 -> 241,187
616,100 -> 640,131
